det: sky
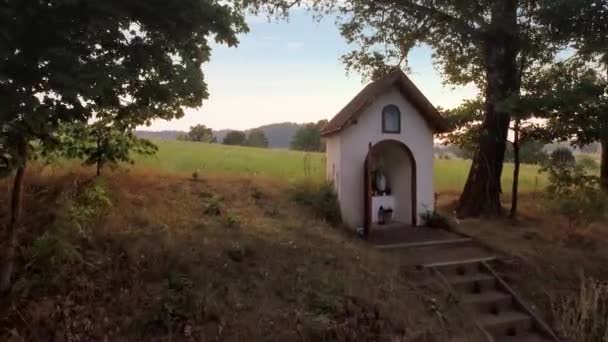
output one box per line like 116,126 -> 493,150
143,10 -> 478,132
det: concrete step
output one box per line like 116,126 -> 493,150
462,290 -> 514,314
494,332 -> 552,342
434,261 -> 484,276
477,310 -> 532,337
445,273 -> 496,293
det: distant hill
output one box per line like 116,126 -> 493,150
137,122 -> 303,149
248,122 -> 301,148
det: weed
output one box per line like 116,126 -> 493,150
292,181 -> 341,226
146,272 -> 199,335
251,186 -> 263,200
225,243 -> 253,263
420,210 -> 451,229
223,214 -> 240,229
30,179 -> 111,267
204,195 -> 222,216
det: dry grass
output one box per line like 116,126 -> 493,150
551,275 -> 608,342
437,192 -> 608,341
0,167 -> 472,341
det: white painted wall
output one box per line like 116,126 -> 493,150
326,86 -> 435,228
325,135 -> 341,193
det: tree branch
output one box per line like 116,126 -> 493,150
379,0 -> 484,39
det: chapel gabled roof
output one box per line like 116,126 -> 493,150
320,69 -> 452,136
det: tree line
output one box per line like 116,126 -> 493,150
176,120 -> 328,152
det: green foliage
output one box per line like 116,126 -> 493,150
204,195 -> 223,216
49,121 -> 158,175
420,210 -> 451,230
223,214 -> 241,229
0,0 -> 248,174
290,120 -> 327,152
146,272 -> 199,334
180,124 -> 216,143
541,0 -> 608,65
522,59 -> 608,148
441,99 -> 483,159
541,162 -> 607,229
30,180 -> 112,268
246,129 -> 269,148
550,148 -> 576,167
505,140 -> 548,165
0,129 -> 22,178
223,130 -> 247,146
292,181 -> 341,226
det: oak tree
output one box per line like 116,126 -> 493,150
0,0 -> 247,292
541,0 -> 608,191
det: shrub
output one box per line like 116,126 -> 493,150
550,147 -> 576,167
292,181 -> 341,226
28,180 -> 112,275
540,162 -> 608,229
551,275 -> 608,342
204,195 -> 222,216
223,214 -> 240,229
420,210 -> 451,229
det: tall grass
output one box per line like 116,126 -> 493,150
552,275 -> 608,342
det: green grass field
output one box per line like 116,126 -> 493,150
136,140 -> 546,193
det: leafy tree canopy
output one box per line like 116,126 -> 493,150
290,120 -> 327,152
504,140 -> 547,165
48,120 -> 157,175
181,124 -> 216,143
0,0 -> 247,173
246,129 -> 269,148
550,147 -> 576,167
223,130 -> 247,145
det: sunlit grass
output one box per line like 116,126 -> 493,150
136,140 -> 546,193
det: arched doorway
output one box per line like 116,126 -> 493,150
363,140 -> 417,237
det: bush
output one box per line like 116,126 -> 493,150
14,180 -> 111,295
292,181 -> 341,226
540,162 -> 608,229
550,147 -> 576,167
420,210 -> 451,229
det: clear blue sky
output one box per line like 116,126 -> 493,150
144,10 -> 478,131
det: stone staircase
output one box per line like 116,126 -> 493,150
429,260 -> 560,342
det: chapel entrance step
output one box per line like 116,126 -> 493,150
427,260 -> 560,341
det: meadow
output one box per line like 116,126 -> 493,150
136,139 -> 547,193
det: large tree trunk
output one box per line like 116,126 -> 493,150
601,137 -> 608,192
0,140 -> 27,293
510,120 -> 521,219
457,0 -> 520,218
